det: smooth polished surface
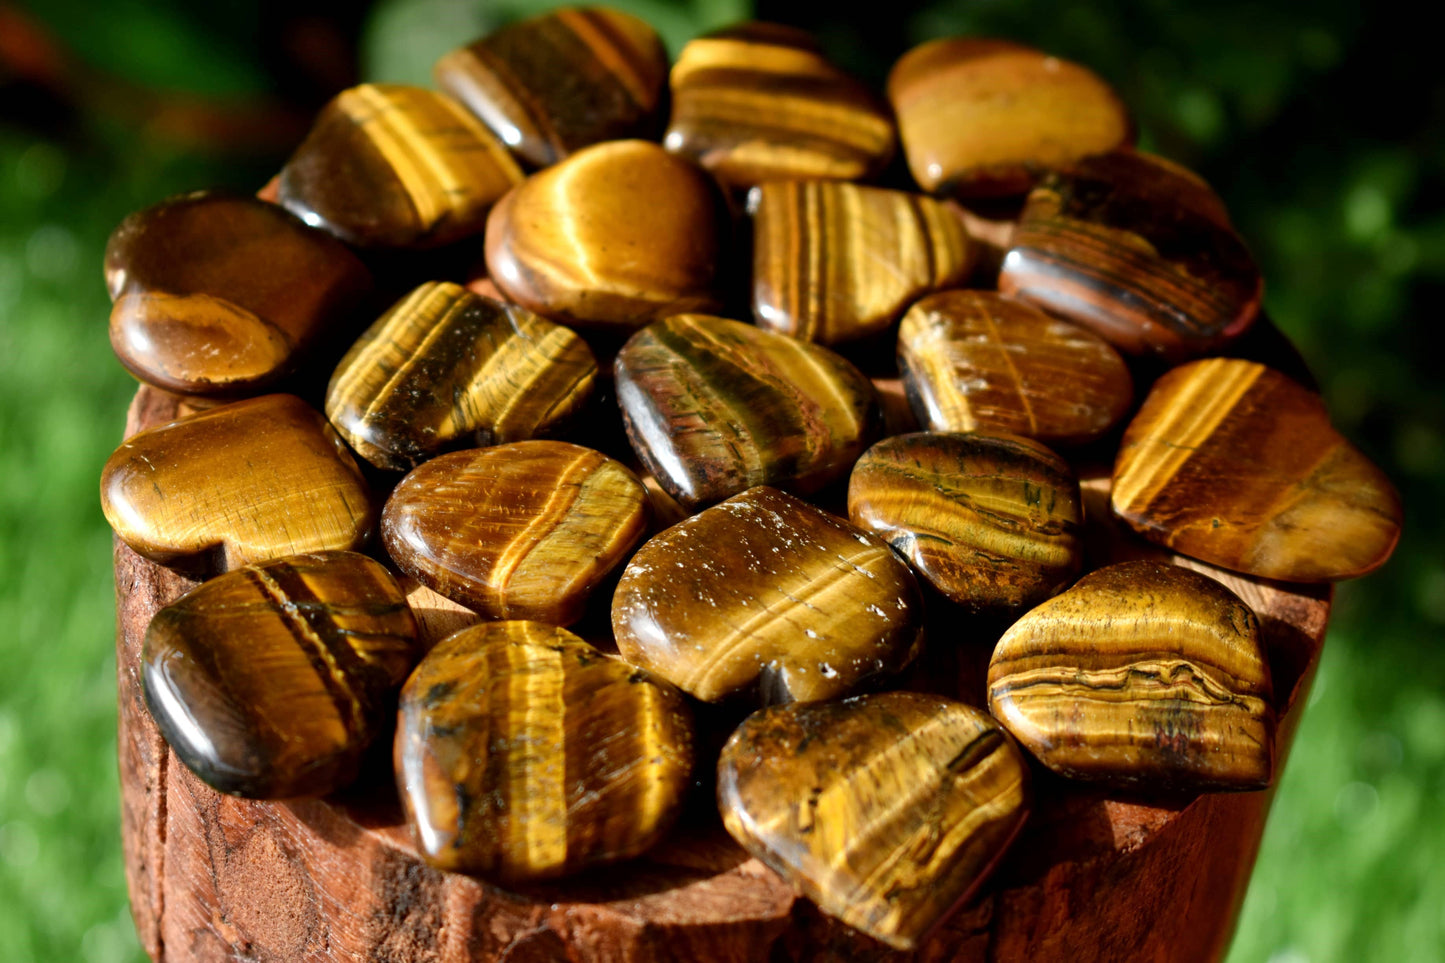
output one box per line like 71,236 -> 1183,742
750,180 -> 977,344
382,442 -> 649,625
395,621 -> 693,880
988,560 -> 1275,790
326,281 -> 597,470
143,551 -> 418,798
101,394 -> 374,571
614,314 -> 879,509
435,6 -> 667,167
612,486 -> 923,704
1112,358 -> 1402,581
278,83 -> 522,249
848,431 -> 1082,613
898,290 -> 1133,445
718,691 -> 1030,950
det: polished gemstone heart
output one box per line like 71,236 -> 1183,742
988,560 -> 1274,790
887,38 -> 1132,197
749,181 -> 978,345
395,620 -> 693,880
848,431 -> 1083,614
897,290 -> 1133,445
278,83 -> 522,249
662,22 -> 895,189
614,314 -> 880,509
717,691 -> 1030,949
999,151 -> 1261,359
143,551 -> 419,798
101,394 -> 374,570
485,139 -> 723,332
105,191 -> 371,396
612,486 -> 923,704
434,6 -> 668,167
382,441 -> 649,626
326,281 -> 597,470
1112,358 -> 1402,581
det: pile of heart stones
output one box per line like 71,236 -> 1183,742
100,10 -> 1403,952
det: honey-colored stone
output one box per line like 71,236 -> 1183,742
987,560 -> 1275,790
1112,358 -> 1402,581
395,621 -> 693,880
612,486 -> 923,704
718,691 -> 1030,950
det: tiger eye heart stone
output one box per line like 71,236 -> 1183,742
434,6 -> 668,167
101,394 -> 374,570
999,151 -> 1262,359
143,551 -> 419,798
749,181 -> 978,345
395,621 -> 693,880
717,691 -> 1030,950
105,191 -> 371,396
326,281 -> 597,470
887,38 -> 1132,197
897,290 -> 1133,445
614,314 -> 880,509
382,441 -> 649,626
662,22 -> 895,189
612,486 -> 923,704
1112,358 -> 1402,581
278,83 -> 523,249
987,560 -> 1274,790
484,140 -> 723,332
848,431 -> 1083,614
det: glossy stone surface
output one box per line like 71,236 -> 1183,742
848,431 -> 1082,614
434,6 -> 668,167
1112,358 -> 1402,581
101,394 -> 374,571
612,486 -> 923,704
663,22 -> 895,188
718,691 -> 1030,950
395,621 -> 693,880
143,551 -> 419,798
897,290 -> 1133,445
485,140 -> 723,332
614,314 -> 880,509
105,191 -> 371,396
987,560 -> 1275,790
888,38 -> 1132,196
750,180 -> 978,345
326,281 -> 597,470
999,151 -> 1261,359
383,442 -> 649,625
278,83 -> 522,249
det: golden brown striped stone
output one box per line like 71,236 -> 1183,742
717,691 -> 1030,950
278,83 -> 522,249
612,486 -> 923,704
142,551 -> 419,798
484,140 -> 724,332
325,281 -> 597,470
847,431 -> 1082,614
434,6 -> 668,167
101,394 -> 374,571
1112,359 -> 1402,581
987,560 -> 1274,790
614,314 -> 880,509
662,23 -> 895,189
749,181 -> 978,345
394,621 -> 693,880
382,441 -> 649,626
897,290 -> 1133,445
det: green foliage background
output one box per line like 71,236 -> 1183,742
0,1 -> 1439,960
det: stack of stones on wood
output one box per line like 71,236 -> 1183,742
98,9 -> 1402,951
